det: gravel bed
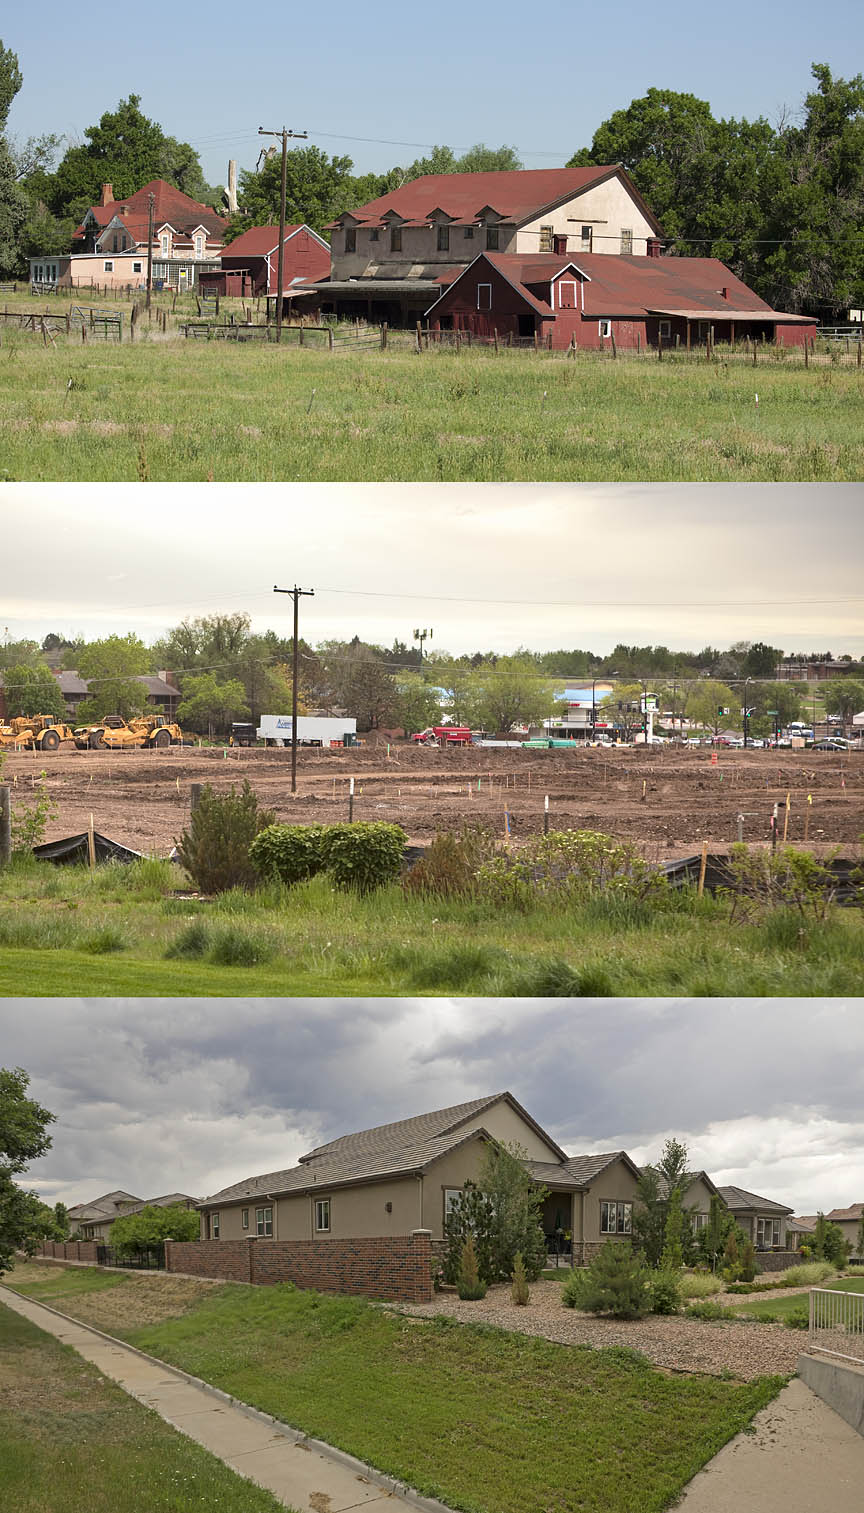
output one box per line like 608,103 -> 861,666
391,1279 -> 802,1380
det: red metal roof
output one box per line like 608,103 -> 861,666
222,224 -> 305,256
331,166 -> 658,229
76,179 -> 225,241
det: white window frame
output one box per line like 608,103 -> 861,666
620,227 -> 633,254
756,1216 -> 781,1249
477,283 -> 492,310
600,1200 -> 632,1235
691,1212 -> 708,1231
241,1207 -> 249,1231
194,234 -> 204,258
211,1211 -> 220,1239
161,234 -> 171,256
557,280 -> 578,310
315,1199 -> 331,1233
599,319 -> 612,339
444,1188 -> 464,1220
103,260 -> 114,272
132,261 -> 142,274
255,1205 -> 273,1237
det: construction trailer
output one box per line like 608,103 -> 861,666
256,715 -> 358,748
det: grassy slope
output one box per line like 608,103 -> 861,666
1,336 -> 862,480
0,1303 -> 292,1513
6,1269 -> 784,1513
1,857 -> 862,996
734,1276 -> 864,1322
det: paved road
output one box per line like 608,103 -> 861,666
0,1286 -> 451,1513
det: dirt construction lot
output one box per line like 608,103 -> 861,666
4,741 -> 862,858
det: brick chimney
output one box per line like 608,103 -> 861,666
646,238 -> 662,259
100,183 -> 114,206
720,287 -> 729,300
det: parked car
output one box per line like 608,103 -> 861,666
810,738 -> 849,751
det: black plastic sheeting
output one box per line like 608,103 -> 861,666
662,853 -> 862,905
32,832 -> 144,866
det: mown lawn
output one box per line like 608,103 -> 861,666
5,1269 -> 786,1513
1,329 -> 861,480
0,1302 -> 292,1513
733,1276 -> 864,1323
0,854 -> 862,996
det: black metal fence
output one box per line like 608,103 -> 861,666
96,1243 -> 165,1270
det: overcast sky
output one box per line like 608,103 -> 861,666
2,997 -> 860,1216
3,484 -> 862,660
6,2 -> 859,186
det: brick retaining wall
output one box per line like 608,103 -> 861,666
164,1230 -> 433,1303
39,1240 -> 100,1263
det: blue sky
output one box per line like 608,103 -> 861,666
6,1 -> 862,190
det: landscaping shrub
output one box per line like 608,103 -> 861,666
720,844 -> 840,924
443,1147 -> 546,1285
321,822 -> 407,894
650,1270 -> 683,1315
738,1239 -> 759,1284
208,925 -> 276,967
510,1252 -> 530,1306
561,1269 -> 590,1310
783,1307 -> 810,1330
685,1301 -> 736,1321
249,824 -> 328,887
780,1261 -> 837,1287
175,782 -> 276,895
568,1242 -> 652,1320
681,1273 -> 723,1299
475,829 -> 668,912
80,925 -> 126,955
401,824 -> 500,899
164,920 -> 210,959
457,1236 -> 487,1301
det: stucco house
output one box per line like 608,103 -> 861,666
67,1189 -> 199,1242
825,1204 -> 864,1259
717,1186 -> 794,1250
197,1092 -> 643,1264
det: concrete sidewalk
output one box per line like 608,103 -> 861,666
0,1286 -> 452,1513
673,1375 -> 864,1509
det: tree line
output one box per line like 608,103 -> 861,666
2,619 -> 862,737
2,38 -> 863,317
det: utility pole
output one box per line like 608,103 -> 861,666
258,126 -> 309,342
413,627 -> 432,660
274,584 -> 314,793
146,191 -> 155,312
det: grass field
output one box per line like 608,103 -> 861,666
1,853 -> 862,996
0,1302 -> 291,1513
5,1264 -> 785,1513
1,306 -> 862,479
733,1276 -> 864,1323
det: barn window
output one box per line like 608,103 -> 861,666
437,223 -> 450,252
599,319 -> 612,338
344,227 -> 356,253
477,283 -> 492,310
581,225 -> 593,251
558,281 -> 577,309
486,225 -> 499,250
463,226 -> 474,238
369,227 -> 379,241
390,226 -> 402,252
539,224 -> 554,252
620,227 -> 633,254
659,319 -> 672,338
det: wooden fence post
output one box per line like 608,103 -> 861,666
0,784 -> 11,867
381,322 -> 388,349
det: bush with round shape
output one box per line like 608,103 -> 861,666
650,1270 -> 683,1315
570,1241 -> 652,1320
250,824 -> 328,887
323,822 -> 408,894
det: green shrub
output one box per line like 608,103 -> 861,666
401,824 -> 500,899
685,1301 -> 736,1321
784,1307 -> 810,1330
475,829 -> 668,912
323,822 -> 407,894
80,925 -> 126,954
164,920 -> 211,959
739,1239 -> 759,1283
457,1236 -> 487,1301
208,926 -> 276,967
510,1252 -> 530,1306
249,824 -> 328,887
175,782 -> 276,895
780,1261 -> 837,1287
681,1273 -> 723,1299
650,1271 -> 683,1315
571,1242 -> 652,1320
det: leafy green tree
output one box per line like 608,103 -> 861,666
633,1139 -> 696,1267
698,1193 -> 734,1270
75,634 -> 152,721
812,1212 -> 852,1267
2,663 -> 65,719
473,656 -> 555,734
394,672 -> 442,735
229,146 -> 353,239
742,643 -> 784,679
822,679 -> 864,730
748,682 -> 804,738
0,41 -> 27,275
660,1188 -> 685,1272
53,1201 -> 69,1239
176,675 -> 249,737
109,1203 -> 199,1254
0,1067 -> 56,1273
443,1143 -> 547,1284
455,143 -> 522,172
685,681 -> 740,735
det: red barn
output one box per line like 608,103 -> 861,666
199,224 -> 331,298
426,251 -> 817,350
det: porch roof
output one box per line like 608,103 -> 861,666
648,306 -> 817,324
529,1151 -> 638,1189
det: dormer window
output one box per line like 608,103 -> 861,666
194,234 -> 204,257
161,233 -> 171,256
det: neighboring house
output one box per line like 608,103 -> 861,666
67,1190 -> 143,1242
196,1092 -> 643,1264
30,179 -> 225,290
825,1205 -> 864,1259
788,1215 -> 819,1250
425,250 -> 817,351
199,224 -> 331,299
312,166 -> 663,325
717,1186 -> 794,1250
112,1193 -> 201,1220
0,670 -> 181,721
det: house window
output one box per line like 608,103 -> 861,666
691,1212 -> 708,1231
133,262 -> 142,274
437,223 -> 450,252
581,225 -> 593,251
315,1199 -> 331,1233
195,234 -> 204,257
477,283 -> 492,310
659,319 -> 672,339
599,319 -> 612,338
344,227 -> 356,253
620,227 -> 633,254
103,261 -> 114,272
369,227 -> 379,242
444,1189 -> 464,1220
161,234 -> 170,255
211,1212 -> 220,1239
600,1200 -> 632,1235
464,226 -> 474,239
539,224 -> 554,252
390,226 -> 402,252
255,1206 -> 273,1237
241,1208 -> 249,1231
756,1217 -> 781,1249
112,234 -> 119,252
486,225 -> 499,250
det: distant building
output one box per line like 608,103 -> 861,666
199,223 -> 330,300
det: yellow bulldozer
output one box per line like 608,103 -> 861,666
78,713 -> 189,751
0,715 -> 77,751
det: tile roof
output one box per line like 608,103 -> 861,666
331,166 -> 658,231
717,1185 -> 794,1215
114,1193 -> 201,1218
527,1152 -> 634,1189
67,1189 -> 142,1221
826,1204 -> 864,1222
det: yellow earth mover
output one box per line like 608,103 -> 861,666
96,714 -> 188,750
0,715 -> 77,751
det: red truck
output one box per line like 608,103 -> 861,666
411,726 -> 473,746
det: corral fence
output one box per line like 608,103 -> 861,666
179,318 -> 386,351
96,1243 -> 165,1270
809,1287 -> 864,1364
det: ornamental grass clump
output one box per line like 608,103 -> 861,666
401,824 -> 501,900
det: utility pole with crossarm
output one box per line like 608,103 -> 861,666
258,126 -> 309,342
273,584 -> 314,792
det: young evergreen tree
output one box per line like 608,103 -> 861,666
576,1241 -> 651,1320
457,1235 -> 487,1300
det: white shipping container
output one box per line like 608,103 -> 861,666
257,715 -> 358,747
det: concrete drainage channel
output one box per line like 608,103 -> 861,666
0,1286 -> 457,1513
